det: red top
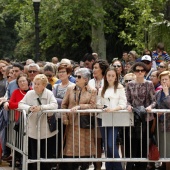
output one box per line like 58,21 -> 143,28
9,88 -> 32,121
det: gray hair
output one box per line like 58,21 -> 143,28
75,68 -> 91,81
28,63 -> 40,71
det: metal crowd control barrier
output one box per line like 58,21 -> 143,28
5,109 -> 170,170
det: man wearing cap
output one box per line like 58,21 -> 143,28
141,55 -> 155,80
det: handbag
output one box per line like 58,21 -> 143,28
80,115 -> 95,129
132,106 -> 147,127
148,135 -> 160,160
47,114 -> 57,132
148,144 -> 160,160
37,98 -> 57,132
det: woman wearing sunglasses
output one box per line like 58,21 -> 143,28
125,62 -> 156,170
158,61 -> 168,73
43,64 -> 58,87
111,59 -> 125,85
123,73 -> 136,87
61,68 -> 97,170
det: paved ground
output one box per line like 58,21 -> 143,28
0,164 -> 105,170
0,160 -> 106,170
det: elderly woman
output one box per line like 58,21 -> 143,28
61,68 -> 97,170
18,74 -> 58,170
155,71 -> 170,170
150,70 -> 162,91
123,73 -> 136,87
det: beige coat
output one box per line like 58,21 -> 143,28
18,88 -> 58,139
61,84 -> 97,156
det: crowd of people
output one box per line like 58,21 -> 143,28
0,42 -> 169,170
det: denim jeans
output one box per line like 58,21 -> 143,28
98,119 -> 122,170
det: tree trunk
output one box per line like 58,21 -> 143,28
91,0 -> 106,60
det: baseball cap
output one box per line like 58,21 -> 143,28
141,55 -> 151,62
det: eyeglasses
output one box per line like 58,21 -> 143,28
125,80 -> 132,83
159,65 -> 166,68
135,69 -> 145,73
58,71 -> 66,74
75,75 -> 82,79
28,70 -> 38,73
142,60 -> 151,65
45,74 -> 53,78
113,65 -> 121,68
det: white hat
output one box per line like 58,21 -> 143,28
141,55 -> 151,61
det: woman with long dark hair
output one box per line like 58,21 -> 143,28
97,67 -> 127,170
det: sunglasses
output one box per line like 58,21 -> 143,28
28,70 -> 38,73
113,65 -> 121,68
159,65 -> 166,68
45,74 -> 53,78
135,69 -> 145,73
75,75 -> 82,79
142,60 -> 151,65
125,80 -> 132,83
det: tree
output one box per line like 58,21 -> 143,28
119,0 -> 167,54
0,0 -> 21,59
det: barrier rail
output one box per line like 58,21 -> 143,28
5,109 -> 170,170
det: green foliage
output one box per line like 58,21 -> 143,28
148,19 -> 170,53
0,0 -> 169,62
0,0 -> 22,59
118,0 -> 167,54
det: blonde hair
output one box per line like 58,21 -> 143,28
160,61 -> 168,70
158,71 -> 170,80
33,74 -> 48,86
124,73 -> 136,80
0,60 -> 9,66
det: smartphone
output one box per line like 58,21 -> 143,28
103,105 -> 108,109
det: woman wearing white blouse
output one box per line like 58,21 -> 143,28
97,67 -> 127,170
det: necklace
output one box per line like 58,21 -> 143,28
19,89 -> 26,96
61,82 -> 69,88
95,79 -> 102,95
